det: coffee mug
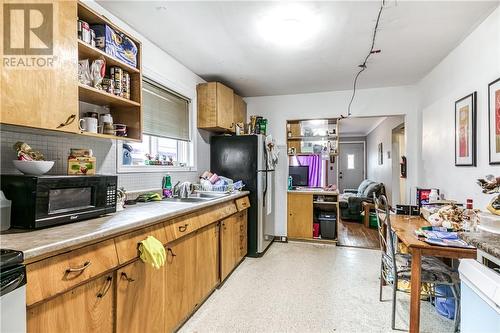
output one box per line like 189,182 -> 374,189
79,117 -> 98,133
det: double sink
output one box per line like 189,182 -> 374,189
162,191 -> 229,203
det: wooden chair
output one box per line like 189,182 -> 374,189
373,194 -> 460,332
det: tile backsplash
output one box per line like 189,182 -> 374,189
0,125 -> 200,191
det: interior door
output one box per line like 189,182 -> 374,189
338,142 -> 365,192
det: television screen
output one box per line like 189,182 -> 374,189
289,166 -> 309,187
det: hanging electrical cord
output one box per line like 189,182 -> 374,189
345,0 -> 386,117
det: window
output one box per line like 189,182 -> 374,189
347,154 -> 355,169
118,78 -> 194,172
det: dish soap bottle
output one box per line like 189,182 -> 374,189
288,176 -> 293,190
162,175 -> 173,198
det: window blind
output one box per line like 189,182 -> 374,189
142,78 -> 190,141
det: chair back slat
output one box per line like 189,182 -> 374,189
373,194 -> 398,280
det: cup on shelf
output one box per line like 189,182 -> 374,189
79,117 -> 98,133
99,113 -> 113,126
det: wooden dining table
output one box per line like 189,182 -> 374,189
390,215 -> 477,333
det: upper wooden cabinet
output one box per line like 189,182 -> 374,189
0,0 -> 79,133
197,82 -> 234,132
233,93 -> 247,125
0,1 -> 143,141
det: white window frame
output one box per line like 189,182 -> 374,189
117,65 -> 197,173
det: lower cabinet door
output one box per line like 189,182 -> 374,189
194,223 -> 219,304
116,260 -> 166,333
165,232 -> 197,332
220,215 -> 237,281
27,275 -> 114,333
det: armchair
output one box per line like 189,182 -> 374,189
339,179 -> 385,221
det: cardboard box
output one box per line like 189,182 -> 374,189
91,24 -> 137,68
68,156 -> 96,175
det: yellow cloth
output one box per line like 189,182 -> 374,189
138,236 -> 166,269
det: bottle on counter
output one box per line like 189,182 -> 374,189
288,176 -> 293,190
162,175 -> 173,198
462,198 -> 477,232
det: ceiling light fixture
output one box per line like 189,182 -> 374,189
256,4 -> 321,48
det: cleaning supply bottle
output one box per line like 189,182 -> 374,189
288,176 -> 293,190
162,175 -> 173,198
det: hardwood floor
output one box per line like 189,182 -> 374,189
337,220 -> 379,249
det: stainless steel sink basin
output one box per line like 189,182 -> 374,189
161,192 -> 229,203
192,192 -> 229,199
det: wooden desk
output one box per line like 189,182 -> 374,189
390,215 -> 477,333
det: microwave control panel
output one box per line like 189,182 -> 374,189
106,184 -> 117,207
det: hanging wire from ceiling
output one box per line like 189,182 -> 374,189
344,0 -> 386,118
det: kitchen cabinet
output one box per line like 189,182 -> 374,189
1,0 -> 79,133
220,211 -> 248,281
116,260 -> 166,333
22,195 -> 249,333
165,231 -> 197,332
27,274 -> 114,333
287,193 -> 313,238
197,82 -> 234,132
233,93 -> 247,125
165,223 -> 220,332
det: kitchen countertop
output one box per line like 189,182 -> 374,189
0,191 -> 249,263
459,230 -> 500,260
288,188 -> 339,195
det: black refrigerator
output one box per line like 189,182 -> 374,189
211,134 -> 275,257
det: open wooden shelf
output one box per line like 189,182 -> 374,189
79,84 -> 140,108
77,1 -> 142,142
78,40 -> 139,74
288,135 -> 338,140
81,131 -> 141,142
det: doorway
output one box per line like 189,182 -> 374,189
391,123 -> 406,206
338,142 -> 365,192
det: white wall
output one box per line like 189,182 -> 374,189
418,6 -> 500,209
366,116 -> 405,206
246,86 -> 419,236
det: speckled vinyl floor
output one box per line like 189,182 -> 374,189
179,242 -> 454,333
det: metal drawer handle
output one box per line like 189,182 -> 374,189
66,261 -> 91,273
97,276 -> 112,298
178,224 -> 188,232
167,248 -> 177,257
121,272 -> 135,282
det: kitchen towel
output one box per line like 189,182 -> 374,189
138,236 -> 166,269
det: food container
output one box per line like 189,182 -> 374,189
78,20 -> 91,44
67,156 -> 96,175
0,191 -> 12,231
91,24 -> 138,68
110,66 -> 123,97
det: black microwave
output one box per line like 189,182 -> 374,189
1,175 -> 117,229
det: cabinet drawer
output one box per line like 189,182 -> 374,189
114,223 -> 168,264
26,239 -> 118,306
165,201 -> 237,243
235,196 -> 250,211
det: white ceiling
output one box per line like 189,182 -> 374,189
339,116 -> 387,137
98,1 -> 498,97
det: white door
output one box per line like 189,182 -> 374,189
338,142 -> 365,192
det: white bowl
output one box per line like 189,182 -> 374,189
12,160 -> 54,175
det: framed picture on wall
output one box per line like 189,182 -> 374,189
454,92 -> 477,166
488,77 -> 500,164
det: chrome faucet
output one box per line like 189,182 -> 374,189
174,181 -> 192,199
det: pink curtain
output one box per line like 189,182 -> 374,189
296,155 -> 322,187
